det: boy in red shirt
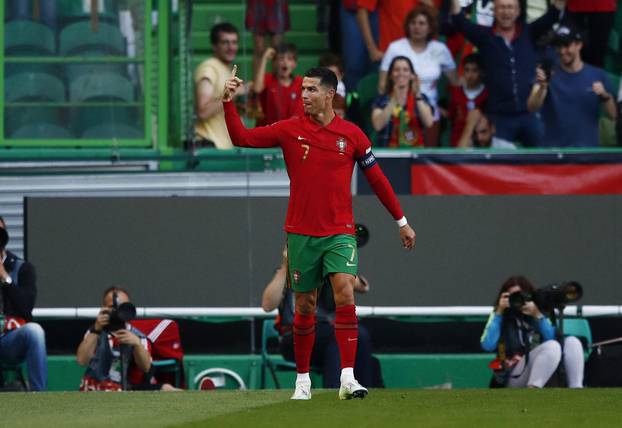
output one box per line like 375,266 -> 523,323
252,43 -> 303,126
447,53 -> 488,147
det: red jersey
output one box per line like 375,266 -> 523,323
448,84 -> 488,147
224,101 -> 404,236
568,0 -> 616,12
357,0 -> 442,51
257,73 -> 304,127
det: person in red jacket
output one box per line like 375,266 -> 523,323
447,53 -> 488,146
566,0 -> 617,67
223,66 -> 416,401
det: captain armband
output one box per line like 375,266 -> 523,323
356,148 -> 377,170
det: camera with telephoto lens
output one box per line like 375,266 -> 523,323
104,291 -> 137,332
508,281 -> 583,314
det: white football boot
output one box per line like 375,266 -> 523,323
338,378 -> 368,400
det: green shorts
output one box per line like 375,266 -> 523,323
286,233 -> 358,292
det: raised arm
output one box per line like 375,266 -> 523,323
527,66 -> 549,112
356,7 -> 383,62
529,1 -> 565,41
449,0 -> 490,47
223,67 -> 280,148
357,147 -> 415,249
253,47 -> 276,95
262,246 -> 288,312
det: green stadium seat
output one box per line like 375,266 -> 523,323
71,106 -> 142,139
59,21 -> 125,55
559,318 -> 592,361
10,123 -> 75,139
356,72 -> 379,139
80,123 -> 143,139
64,49 -> 127,82
69,72 -> 135,102
5,72 -> 66,102
4,20 -> 56,55
5,107 -> 64,137
260,319 -> 297,389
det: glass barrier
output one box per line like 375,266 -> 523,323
2,0 -> 155,147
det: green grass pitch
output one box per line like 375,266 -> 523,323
3,389 -> 621,427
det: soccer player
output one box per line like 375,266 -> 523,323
223,66 -> 416,400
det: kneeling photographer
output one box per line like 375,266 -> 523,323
77,287 -> 176,391
481,276 -> 584,388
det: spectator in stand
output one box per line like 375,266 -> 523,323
380,4 -> 458,147
253,44 -> 303,127
458,110 -> 517,148
0,217 -> 47,392
449,0 -> 567,147
246,0 -> 290,80
194,23 -> 243,149
319,54 -> 349,119
447,53 -> 488,147
340,1 -> 378,91
527,25 -> 617,148
372,56 -> 434,148
7,0 -> 57,30
356,0 -> 440,64
565,0 -> 617,68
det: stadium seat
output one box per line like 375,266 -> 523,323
69,72 -> 135,102
59,21 -> 125,56
259,318 -> 322,389
10,123 -> 75,139
5,72 -> 66,102
5,107 -> 64,138
80,123 -> 143,139
4,20 -> 55,56
131,319 -> 185,388
260,319 -> 297,389
559,318 -> 592,361
0,361 -> 28,391
356,72 -> 379,140
71,106 -> 142,139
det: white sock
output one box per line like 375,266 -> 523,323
296,372 -> 311,384
340,367 -> 354,383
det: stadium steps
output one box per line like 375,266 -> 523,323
190,1 -> 326,81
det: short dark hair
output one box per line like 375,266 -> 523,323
102,286 -> 131,305
318,53 -> 344,73
304,67 -> 338,91
210,22 -> 239,45
275,43 -> 298,59
463,53 -> 482,68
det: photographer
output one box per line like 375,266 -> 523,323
527,25 -> 616,147
262,238 -> 382,389
0,216 -> 47,391
482,276 -> 584,388
77,287 -> 165,391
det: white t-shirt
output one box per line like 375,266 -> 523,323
380,38 -> 456,120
